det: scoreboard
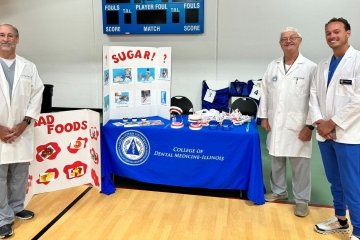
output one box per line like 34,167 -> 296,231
102,0 -> 204,34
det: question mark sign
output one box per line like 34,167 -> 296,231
163,54 -> 167,63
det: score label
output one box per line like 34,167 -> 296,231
102,0 -> 204,35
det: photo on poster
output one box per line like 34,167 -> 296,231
159,68 -> 169,80
68,166 -> 85,179
115,91 -> 129,106
39,172 -> 55,183
161,91 -> 167,105
137,68 -> 155,82
39,145 -> 55,160
104,95 -> 110,111
141,90 -> 151,105
69,139 -> 86,150
113,68 -> 132,84
104,69 -> 109,85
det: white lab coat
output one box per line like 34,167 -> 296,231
309,46 -> 360,144
258,54 -> 316,158
0,55 -> 44,164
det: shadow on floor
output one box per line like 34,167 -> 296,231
114,175 -> 249,200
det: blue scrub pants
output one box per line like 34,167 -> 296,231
318,140 -> 360,236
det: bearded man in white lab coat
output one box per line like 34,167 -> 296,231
0,24 -> 44,239
257,27 -> 316,217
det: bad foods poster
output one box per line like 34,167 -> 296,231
25,110 -> 101,205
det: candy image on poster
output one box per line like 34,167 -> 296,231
36,168 -> 59,185
67,137 -> 88,154
39,171 -> 56,183
63,161 -> 88,179
35,142 -> 61,162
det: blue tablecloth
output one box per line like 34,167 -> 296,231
101,117 -> 265,205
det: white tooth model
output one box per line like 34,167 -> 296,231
170,106 -> 184,129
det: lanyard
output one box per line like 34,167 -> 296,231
283,56 -> 298,74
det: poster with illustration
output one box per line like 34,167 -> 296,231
161,91 -> 167,105
137,68 -> 155,82
25,110 -> 101,206
113,68 -> 133,84
114,91 -> 130,105
103,46 -> 171,124
159,68 -> 169,80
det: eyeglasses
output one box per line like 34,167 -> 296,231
0,33 -> 17,39
280,35 -> 301,43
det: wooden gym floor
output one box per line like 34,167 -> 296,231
10,185 -> 352,240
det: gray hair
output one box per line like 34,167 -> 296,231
280,27 -> 302,38
0,23 -> 19,37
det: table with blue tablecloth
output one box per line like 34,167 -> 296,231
101,117 -> 265,205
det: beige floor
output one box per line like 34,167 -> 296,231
10,185 -> 352,240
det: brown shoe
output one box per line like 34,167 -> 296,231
294,203 -> 309,217
264,192 -> 288,202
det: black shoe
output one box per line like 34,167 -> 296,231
15,210 -> 34,220
0,224 -> 13,239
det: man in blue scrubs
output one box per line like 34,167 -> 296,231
310,17 -> 360,240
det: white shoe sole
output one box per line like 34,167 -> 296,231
313,226 -> 350,234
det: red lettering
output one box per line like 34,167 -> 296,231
127,50 -> 134,59
112,54 -> 120,63
47,124 -> 54,134
44,121 -> 89,134
81,121 -> 88,130
35,115 -> 54,127
151,52 -> 156,61
112,50 -> 157,62
35,116 -> 47,127
134,50 -> 142,58
144,51 -> 150,59
64,123 -> 73,132
46,115 -> 55,124
73,122 -> 81,131
55,124 -> 64,133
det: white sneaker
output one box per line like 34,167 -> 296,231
314,216 -> 349,234
349,235 -> 360,240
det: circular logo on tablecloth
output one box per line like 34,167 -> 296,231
115,130 -> 150,166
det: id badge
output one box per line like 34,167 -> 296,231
204,89 -> 216,103
249,85 -> 261,100
340,79 -> 352,85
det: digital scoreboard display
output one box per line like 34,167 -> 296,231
102,0 -> 204,34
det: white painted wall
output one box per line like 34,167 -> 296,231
1,0 -> 359,110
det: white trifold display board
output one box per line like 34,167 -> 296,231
25,110 -> 101,206
102,46 -> 172,125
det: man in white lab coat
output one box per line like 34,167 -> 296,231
311,18 -> 360,240
258,27 -> 316,217
0,24 -> 44,238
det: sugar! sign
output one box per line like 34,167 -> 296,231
35,115 -> 87,134
112,49 -> 156,63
